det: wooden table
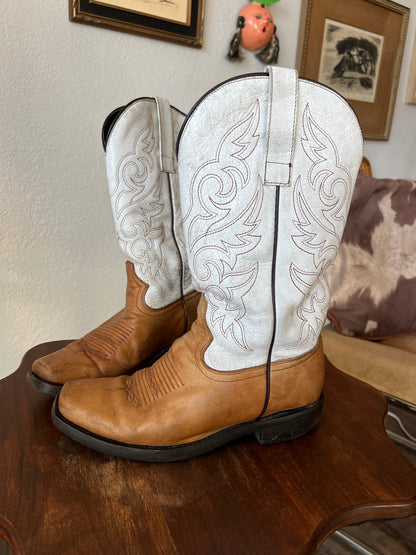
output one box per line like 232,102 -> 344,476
1,341 -> 415,554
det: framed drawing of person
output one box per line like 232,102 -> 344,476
296,0 -> 409,140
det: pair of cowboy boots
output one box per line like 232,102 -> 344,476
30,67 -> 363,462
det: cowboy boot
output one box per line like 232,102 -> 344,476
28,97 -> 200,396
52,67 -> 363,460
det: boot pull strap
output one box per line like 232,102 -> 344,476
264,66 -> 298,187
154,97 -> 176,174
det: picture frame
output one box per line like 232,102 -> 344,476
69,0 -> 205,48
296,0 -> 410,140
406,36 -> 416,104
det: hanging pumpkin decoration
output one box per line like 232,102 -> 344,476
228,1 -> 281,65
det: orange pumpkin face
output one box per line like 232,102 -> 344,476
239,2 -> 274,51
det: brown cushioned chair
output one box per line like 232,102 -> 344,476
322,158 -> 416,448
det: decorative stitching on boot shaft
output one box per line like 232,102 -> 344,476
183,101 -> 264,353
289,104 -> 353,348
111,119 -> 168,284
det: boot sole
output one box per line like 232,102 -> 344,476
51,393 -> 324,462
26,344 -> 172,397
26,370 -> 62,397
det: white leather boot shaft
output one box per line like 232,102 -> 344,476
178,67 -> 363,371
105,97 -> 193,309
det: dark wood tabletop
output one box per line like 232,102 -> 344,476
1,341 -> 415,555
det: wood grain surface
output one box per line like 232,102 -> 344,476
1,342 -> 415,554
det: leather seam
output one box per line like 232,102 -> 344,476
194,309 -> 321,382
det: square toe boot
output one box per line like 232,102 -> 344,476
52,68 -> 363,460
29,98 -> 199,395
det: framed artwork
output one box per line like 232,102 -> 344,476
406,36 -> 416,104
69,0 -> 205,48
296,0 -> 410,140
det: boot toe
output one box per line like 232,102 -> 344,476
57,376 -> 133,442
32,342 -> 102,385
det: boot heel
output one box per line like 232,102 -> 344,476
255,393 -> 324,446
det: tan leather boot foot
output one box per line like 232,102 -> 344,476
52,299 -> 324,462
28,262 -> 199,396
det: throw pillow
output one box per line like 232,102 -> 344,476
327,172 -> 416,339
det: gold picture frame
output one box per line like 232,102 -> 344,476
70,0 -> 205,48
406,36 -> 416,104
296,0 -> 409,140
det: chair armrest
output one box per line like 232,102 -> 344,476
380,335 -> 416,355
322,328 -> 416,407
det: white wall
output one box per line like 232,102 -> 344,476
1,0 -> 415,378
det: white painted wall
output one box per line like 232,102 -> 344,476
1,0 -> 415,378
